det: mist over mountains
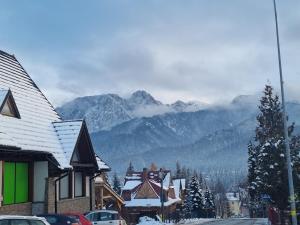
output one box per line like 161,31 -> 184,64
57,90 -> 208,132
57,91 -> 300,174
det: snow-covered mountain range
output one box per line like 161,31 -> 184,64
56,91 -> 300,173
56,90 -> 208,132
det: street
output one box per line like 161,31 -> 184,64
190,219 -> 269,225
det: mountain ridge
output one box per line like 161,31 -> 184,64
56,90 -> 208,132
56,90 -> 300,173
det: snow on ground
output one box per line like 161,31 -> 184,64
254,218 -> 269,225
178,218 -> 216,224
136,216 -> 173,225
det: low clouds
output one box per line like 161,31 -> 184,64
2,0 -> 300,106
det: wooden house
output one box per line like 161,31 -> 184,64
0,50 -> 110,215
121,168 -> 182,224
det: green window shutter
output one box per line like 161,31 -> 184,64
15,163 -> 29,203
3,162 -> 16,205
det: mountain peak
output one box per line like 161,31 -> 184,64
231,95 -> 259,106
129,90 -> 162,106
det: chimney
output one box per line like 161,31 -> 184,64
142,168 -> 148,181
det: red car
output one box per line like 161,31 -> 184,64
63,213 -> 92,225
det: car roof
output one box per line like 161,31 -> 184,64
0,216 -> 45,220
87,210 -> 118,214
37,214 -> 66,217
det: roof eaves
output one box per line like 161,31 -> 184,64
95,153 -> 111,172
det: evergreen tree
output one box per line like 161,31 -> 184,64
183,191 -> 192,219
181,166 -> 187,185
186,168 -> 191,187
247,141 -> 260,217
189,176 -> 205,218
126,161 -> 134,175
248,85 -> 300,218
204,189 -> 215,218
176,161 -> 182,179
112,172 -> 121,195
214,179 -> 227,218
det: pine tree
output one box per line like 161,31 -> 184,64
186,168 -> 191,187
176,161 -> 182,179
189,176 -> 205,218
214,179 -> 227,218
183,191 -> 192,219
248,85 -> 300,218
204,189 -> 215,218
112,172 -> 121,195
247,141 -> 260,217
126,161 -> 134,175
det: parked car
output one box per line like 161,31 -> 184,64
37,215 -> 79,225
85,210 -> 126,225
62,214 -> 91,225
0,216 -> 50,225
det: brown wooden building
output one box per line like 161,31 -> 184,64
121,168 -> 183,224
95,174 -> 124,212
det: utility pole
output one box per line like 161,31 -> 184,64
159,168 -> 165,222
272,0 -> 297,224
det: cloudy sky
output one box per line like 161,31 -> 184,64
1,0 -> 299,106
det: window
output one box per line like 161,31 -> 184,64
11,220 -> 30,225
0,92 -> 20,119
42,216 -> 58,224
86,212 -> 101,222
0,220 -> 9,225
30,220 -> 47,225
100,212 -> 111,221
3,162 -> 29,205
59,175 -> 69,199
75,172 -> 83,197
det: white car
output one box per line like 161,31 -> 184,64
0,216 -> 50,225
85,210 -> 126,225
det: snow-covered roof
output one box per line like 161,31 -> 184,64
0,131 -> 20,149
96,154 -> 110,170
226,192 -> 239,201
0,50 -> 106,170
122,180 -> 142,190
173,179 -> 185,198
0,89 -> 8,106
53,120 -> 83,164
149,180 -> 168,191
163,172 -> 171,187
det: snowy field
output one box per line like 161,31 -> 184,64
178,218 -> 217,224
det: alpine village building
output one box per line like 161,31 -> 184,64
121,167 -> 185,224
0,50 -> 110,215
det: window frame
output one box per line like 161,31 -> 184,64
0,93 -> 21,119
59,174 -> 71,200
74,172 -> 85,198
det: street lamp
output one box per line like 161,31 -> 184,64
272,0 -> 297,224
159,168 -> 165,222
